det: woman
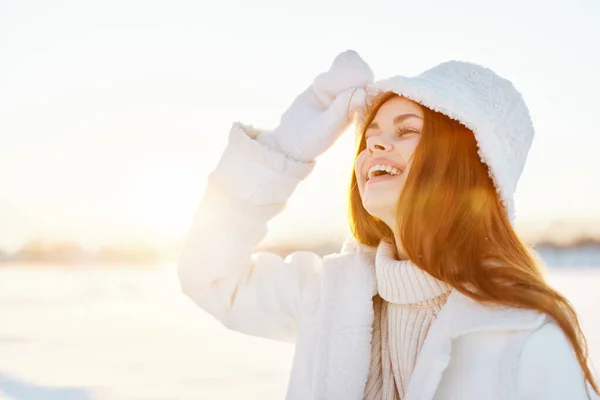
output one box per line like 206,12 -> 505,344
178,51 -> 599,399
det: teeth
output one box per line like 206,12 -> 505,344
368,164 -> 401,179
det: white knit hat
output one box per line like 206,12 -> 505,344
366,61 -> 535,222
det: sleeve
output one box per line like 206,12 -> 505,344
518,322 -> 599,399
177,122 -> 326,343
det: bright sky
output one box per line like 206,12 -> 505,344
1,0 -> 599,251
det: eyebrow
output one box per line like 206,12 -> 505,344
366,113 -> 423,130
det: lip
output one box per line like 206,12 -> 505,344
364,157 -> 405,183
367,174 -> 400,185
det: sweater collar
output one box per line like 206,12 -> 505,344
325,242 -> 550,400
375,240 -> 451,305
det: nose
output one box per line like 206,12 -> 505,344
367,135 -> 393,155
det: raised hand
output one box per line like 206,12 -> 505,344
258,50 -> 374,162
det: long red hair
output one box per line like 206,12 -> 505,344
349,92 -> 599,396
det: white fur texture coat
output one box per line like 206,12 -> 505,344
178,123 -> 597,400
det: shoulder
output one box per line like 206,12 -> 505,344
518,321 -> 594,399
520,322 -> 581,372
339,235 -> 377,255
318,242 -> 377,298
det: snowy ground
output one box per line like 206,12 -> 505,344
0,264 -> 598,400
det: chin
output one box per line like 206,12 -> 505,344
362,189 -> 402,226
362,201 -> 393,221
362,189 -> 399,209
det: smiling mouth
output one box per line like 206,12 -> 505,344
367,173 -> 401,185
366,164 -> 403,183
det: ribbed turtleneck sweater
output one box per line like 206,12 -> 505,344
363,241 -> 452,400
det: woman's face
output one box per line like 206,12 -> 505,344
355,96 -> 424,227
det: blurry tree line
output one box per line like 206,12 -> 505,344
0,240 -> 163,265
1,228 -> 600,266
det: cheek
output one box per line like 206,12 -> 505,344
354,151 -> 368,193
396,136 -> 421,161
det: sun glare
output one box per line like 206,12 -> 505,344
127,166 -> 203,244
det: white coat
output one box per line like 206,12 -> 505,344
178,123 -> 597,400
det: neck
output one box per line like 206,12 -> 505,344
393,234 -> 410,261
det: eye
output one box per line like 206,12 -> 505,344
395,126 -> 421,138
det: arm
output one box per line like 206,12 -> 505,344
178,122 -> 320,342
518,322 -> 599,399
178,51 -> 374,343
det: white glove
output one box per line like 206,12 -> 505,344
257,50 -> 374,162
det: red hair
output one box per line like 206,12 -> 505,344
349,92 -> 599,396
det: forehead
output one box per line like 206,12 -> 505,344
372,96 -> 424,122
